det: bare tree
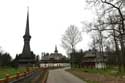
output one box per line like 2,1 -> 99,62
85,0 -> 125,71
62,25 -> 82,55
89,35 -> 98,50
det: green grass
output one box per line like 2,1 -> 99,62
0,67 -> 26,79
70,67 -> 125,77
67,67 -> 125,83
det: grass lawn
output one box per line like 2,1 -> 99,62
0,67 -> 26,79
70,67 -> 125,77
66,67 -> 125,83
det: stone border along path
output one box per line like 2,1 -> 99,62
47,67 -> 86,83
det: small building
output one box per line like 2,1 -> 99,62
81,49 -> 106,69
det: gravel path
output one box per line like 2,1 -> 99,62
47,68 -> 86,83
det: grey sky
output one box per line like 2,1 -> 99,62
0,0 -> 95,58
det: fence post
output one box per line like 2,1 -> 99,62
16,72 -> 20,79
24,71 -> 26,76
5,74 -> 10,83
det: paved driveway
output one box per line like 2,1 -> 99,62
47,68 -> 86,83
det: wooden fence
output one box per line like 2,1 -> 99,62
0,67 -> 41,83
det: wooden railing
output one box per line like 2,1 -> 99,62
0,67 -> 41,83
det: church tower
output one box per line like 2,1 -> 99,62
54,45 -> 58,53
22,9 -> 31,56
16,9 -> 35,66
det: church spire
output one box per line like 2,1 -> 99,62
25,7 -> 30,36
22,8 -> 31,55
55,45 -> 58,53
15,7 -> 35,67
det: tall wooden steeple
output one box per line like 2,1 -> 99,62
22,9 -> 31,56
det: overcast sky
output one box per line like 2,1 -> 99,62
0,0 -> 96,58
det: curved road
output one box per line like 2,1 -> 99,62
47,68 -> 86,83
